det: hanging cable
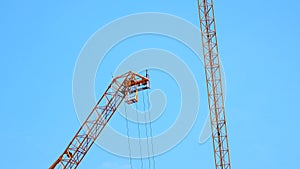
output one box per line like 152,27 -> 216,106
146,90 -> 156,169
136,103 -> 144,169
124,104 -> 133,169
142,91 -> 151,169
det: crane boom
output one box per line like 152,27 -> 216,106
49,71 -> 150,169
197,0 -> 232,169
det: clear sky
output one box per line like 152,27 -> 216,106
1,1 -> 300,169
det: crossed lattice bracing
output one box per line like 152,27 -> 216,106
49,71 -> 150,169
198,0 -> 231,169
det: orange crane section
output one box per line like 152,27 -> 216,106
197,0 -> 232,169
49,71 -> 150,169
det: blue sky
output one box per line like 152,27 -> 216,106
1,1 -> 300,169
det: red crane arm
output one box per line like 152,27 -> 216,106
198,0 -> 232,169
49,71 -> 150,169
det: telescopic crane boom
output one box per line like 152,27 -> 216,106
49,71 -> 150,169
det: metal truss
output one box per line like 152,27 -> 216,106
49,71 -> 150,169
198,0 -> 232,169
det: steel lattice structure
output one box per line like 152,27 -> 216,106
49,71 -> 150,169
50,1 -> 233,168
197,0 -> 232,169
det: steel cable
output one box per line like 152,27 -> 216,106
146,90 -> 156,169
142,91 -> 151,169
124,104 -> 133,169
136,103 -> 144,169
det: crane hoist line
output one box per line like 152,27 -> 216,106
50,1 -> 234,168
49,71 -> 150,169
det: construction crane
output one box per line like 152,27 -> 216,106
197,0 -> 232,169
50,1 -> 232,168
49,71 -> 150,169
